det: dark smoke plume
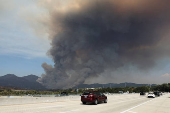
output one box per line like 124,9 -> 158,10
37,0 -> 170,89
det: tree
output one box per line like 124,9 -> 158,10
133,86 -> 149,93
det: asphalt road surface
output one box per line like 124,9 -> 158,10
0,93 -> 169,113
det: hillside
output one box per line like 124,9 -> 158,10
0,74 -> 46,90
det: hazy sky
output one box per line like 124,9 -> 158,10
1,0 -> 170,88
0,0 -> 53,76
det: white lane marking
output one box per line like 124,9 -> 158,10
120,99 -> 155,113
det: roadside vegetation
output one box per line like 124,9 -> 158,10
0,83 -> 170,96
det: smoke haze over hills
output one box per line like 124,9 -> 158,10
0,74 -> 156,90
32,0 -> 170,89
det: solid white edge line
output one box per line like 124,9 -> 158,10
120,98 -> 155,113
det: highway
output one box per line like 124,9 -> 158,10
0,93 -> 169,113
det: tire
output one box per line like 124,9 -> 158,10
82,102 -> 86,104
104,98 -> 107,103
94,99 -> 98,105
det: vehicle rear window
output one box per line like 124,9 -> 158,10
93,92 -> 97,95
149,93 -> 154,94
93,92 -> 100,95
83,92 -> 92,95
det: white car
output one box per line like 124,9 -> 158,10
148,92 -> 155,98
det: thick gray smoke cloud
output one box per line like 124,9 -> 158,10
37,0 -> 170,89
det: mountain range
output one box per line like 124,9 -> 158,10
0,74 -> 157,90
73,83 -> 156,89
0,74 -> 46,90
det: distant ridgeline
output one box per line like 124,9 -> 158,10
0,74 -> 46,91
72,83 -> 157,89
0,74 -> 156,90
